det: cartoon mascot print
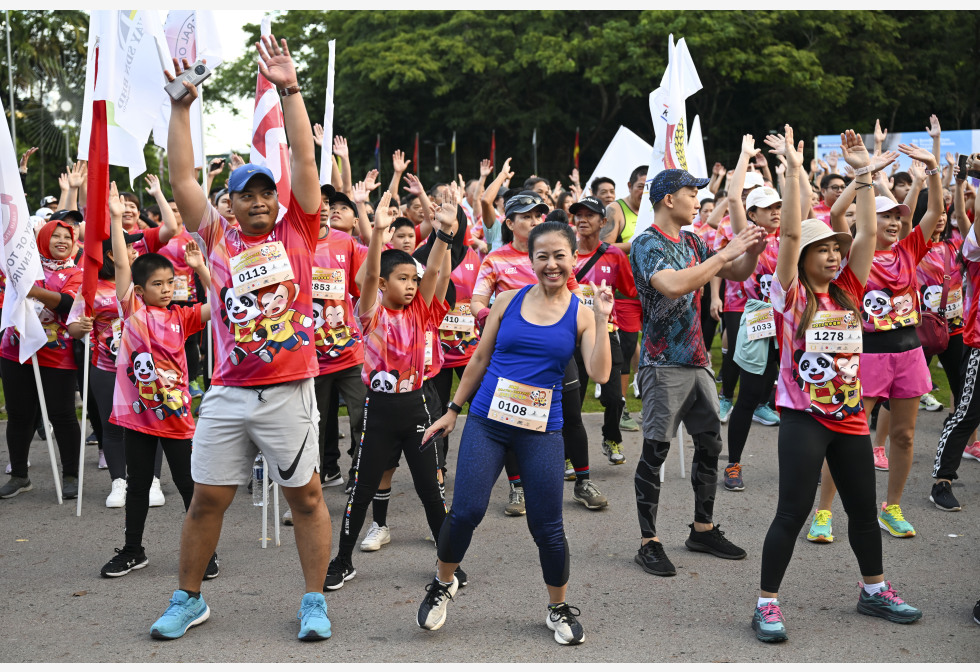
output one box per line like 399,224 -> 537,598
220,287 -> 264,365
862,288 -> 894,330
128,352 -> 190,420
253,280 -> 313,363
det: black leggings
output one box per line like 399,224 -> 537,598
720,311 -> 742,399
123,429 -> 195,550
933,345 -> 980,481
90,366 -> 129,481
576,331 -> 624,443
1,359 -> 79,479
338,387 -> 445,563
700,287 -> 719,352
432,364 -> 466,471
184,333 -> 200,383
927,332 -> 964,406
727,340 -> 778,464
760,410 -> 883,593
562,357 -> 590,477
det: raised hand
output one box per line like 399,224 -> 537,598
480,159 -> 493,178
19,146 -> 38,171
332,135 -> 349,159
404,173 -> 424,196
712,162 -> 726,177
256,34 -> 298,89
872,150 -> 900,175
826,150 -> 839,172
392,149 -> 410,174
741,134 -> 756,156
569,167 -> 580,186
775,155 -> 788,177
874,119 -> 888,145
108,181 -> 124,218
312,123 -> 324,147
184,240 -> 204,270
165,58 -> 202,108
58,172 -> 70,192
362,168 -> 380,193
898,142 -> 938,168
373,191 -> 395,231
926,114 -> 941,138
207,157 -> 225,177
67,160 -> 86,189
765,125 -> 803,168
840,129 -> 870,169
230,153 -> 245,171
351,180 -> 370,205
589,280 -> 614,319
909,159 -> 926,182
500,157 -> 514,181
144,174 -> 164,197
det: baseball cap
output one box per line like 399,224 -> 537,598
874,196 -> 911,217
568,196 -> 606,217
649,169 -> 710,205
227,163 -> 276,194
102,231 -> 145,252
40,195 -> 57,208
329,191 -> 356,212
743,172 -> 765,189
504,191 -> 549,219
35,207 -> 54,220
746,187 -> 782,210
50,209 -> 84,224
799,218 -> 851,257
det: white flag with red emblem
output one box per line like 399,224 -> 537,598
249,16 -> 291,219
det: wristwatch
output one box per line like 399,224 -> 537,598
278,84 -> 302,97
447,400 -> 463,413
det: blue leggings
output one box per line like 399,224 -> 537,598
437,414 -> 570,587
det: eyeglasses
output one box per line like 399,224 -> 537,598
825,184 -> 845,192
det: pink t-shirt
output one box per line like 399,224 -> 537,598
713,217 -> 746,312
440,247 -> 481,370
109,286 -> 204,439
311,229 -> 365,376
356,292 -> 449,393
133,226 -> 162,257
771,265 -> 868,435
473,243 -> 579,298
158,229 -> 200,304
1,266 -> 82,369
860,227 -> 928,332
812,201 -> 832,226
199,194 -> 320,387
916,239 -> 964,336
67,278 -> 127,372
744,233 -> 780,302
692,218 -> 716,251
574,242 -> 637,330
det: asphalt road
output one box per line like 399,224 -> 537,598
1,408 -> 978,663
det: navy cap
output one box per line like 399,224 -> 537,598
227,163 -> 276,194
50,209 -> 84,224
504,191 -> 549,219
568,196 -> 606,217
649,169 -> 710,205
329,191 -> 356,212
102,231 -> 145,252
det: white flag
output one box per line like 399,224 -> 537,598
153,10 -> 225,168
0,100 -> 47,362
581,126 -> 652,203
251,16 -> 291,219
78,10 -> 171,185
319,39 -> 336,186
685,115 -> 714,202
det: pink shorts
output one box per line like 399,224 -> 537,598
860,348 -> 932,400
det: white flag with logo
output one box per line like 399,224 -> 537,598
78,10 -> 171,185
0,100 -> 47,362
152,10 -> 225,168
319,39 -> 336,186
251,16 -> 291,218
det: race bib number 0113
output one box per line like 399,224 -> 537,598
312,267 -> 346,300
488,377 -> 552,432
806,310 -> 862,353
745,306 -> 776,341
230,241 -> 294,297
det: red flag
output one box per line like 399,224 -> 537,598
574,128 -> 580,171
413,132 -> 419,175
490,130 -> 496,172
81,48 -> 110,318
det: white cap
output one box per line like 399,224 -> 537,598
874,196 -> 911,217
35,207 -> 54,220
744,172 -> 765,189
746,186 -> 782,210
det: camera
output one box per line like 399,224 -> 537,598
164,60 -> 213,102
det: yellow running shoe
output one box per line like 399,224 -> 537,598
878,502 -> 915,538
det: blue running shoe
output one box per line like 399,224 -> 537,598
857,582 -> 922,624
297,592 -> 332,640
752,404 -> 780,426
150,590 -> 210,640
719,396 -> 733,424
189,381 -> 204,399
752,600 -> 788,642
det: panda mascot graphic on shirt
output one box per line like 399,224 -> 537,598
220,287 -> 264,365
861,288 -> 895,330
793,350 -> 858,420
756,272 -> 774,301
128,351 -> 190,420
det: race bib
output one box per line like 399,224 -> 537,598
111,318 -> 122,345
230,241 -> 294,297
579,286 -> 595,309
173,274 -> 190,302
312,267 -> 346,301
927,286 -> 963,321
487,377 -> 552,432
745,306 -> 776,341
806,310 -> 862,353
424,331 -> 433,366
439,302 -> 475,333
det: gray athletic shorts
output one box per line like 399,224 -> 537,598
191,379 -> 320,488
637,365 -> 721,442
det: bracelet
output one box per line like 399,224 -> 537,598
447,400 -> 463,414
435,229 -> 454,244
852,165 -> 872,176
924,166 -> 940,176
278,84 -> 302,97
855,181 -> 874,190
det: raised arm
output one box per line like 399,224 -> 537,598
144,174 -> 179,245
767,125 -> 804,287
359,191 -> 395,313
480,157 -> 513,230
165,59 -> 208,232
405,173 -> 435,240
205,157 -> 225,195
897,139 -> 942,241
333,136 -> 353,196
420,190 -> 458,305
926,114 -> 942,165
389,150 -> 410,197
953,158 -> 973,239
728,134 -> 756,234
257,35 -> 319,214
842,132 -> 878,285
109,182 -> 132,300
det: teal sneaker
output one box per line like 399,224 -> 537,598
752,404 -> 780,426
719,396 -> 733,424
297,592 -> 332,640
752,600 -> 788,642
878,503 -> 916,538
857,582 -> 922,623
806,509 -> 833,543
150,590 -> 210,640
620,409 -> 640,432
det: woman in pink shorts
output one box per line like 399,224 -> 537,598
817,139 -> 945,539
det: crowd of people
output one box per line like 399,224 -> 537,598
2,34 -> 979,646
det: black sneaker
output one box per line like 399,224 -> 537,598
85,432 -> 99,445
546,602 -> 585,645
685,523 -> 747,559
203,553 -> 220,580
454,565 -> 468,587
323,557 -> 356,591
101,547 -> 148,578
634,540 -> 676,576
930,481 -> 961,511
417,576 -> 458,630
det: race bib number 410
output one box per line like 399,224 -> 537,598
439,302 -> 475,333
806,310 -> 862,353
230,241 -> 294,297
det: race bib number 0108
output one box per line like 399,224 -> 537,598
805,310 -> 862,353
230,241 -> 294,297
488,377 -> 552,432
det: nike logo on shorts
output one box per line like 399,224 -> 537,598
278,429 -> 310,481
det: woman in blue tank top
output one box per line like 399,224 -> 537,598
415,221 -> 613,646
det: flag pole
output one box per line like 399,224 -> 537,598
532,127 -> 538,176
75,333 -> 91,515
31,354 -> 62,504
5,10 -> 15,148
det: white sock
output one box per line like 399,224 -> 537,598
864,581 -> 887,595
436,574 -> 453,587
757,597 -> 777,608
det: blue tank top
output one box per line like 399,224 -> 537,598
470,285 -> 579,431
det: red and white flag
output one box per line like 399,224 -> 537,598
0,100 -> 46,362
249,16 -> 291,219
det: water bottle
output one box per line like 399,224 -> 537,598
252,454 -> 265,507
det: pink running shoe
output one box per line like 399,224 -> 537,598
963,442 -> 980,463
873,445 -> 889,471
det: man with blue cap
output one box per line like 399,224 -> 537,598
630,169 -> 767,578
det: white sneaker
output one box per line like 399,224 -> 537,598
5,460 -> 29,474
593,383 -> 601,398
546,602 -> 586,645
282,508 -> 293,526
106,478 -> 127,508
630,375 -> 640,398
360,522 -> 391,552
149,477 -> 165,507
